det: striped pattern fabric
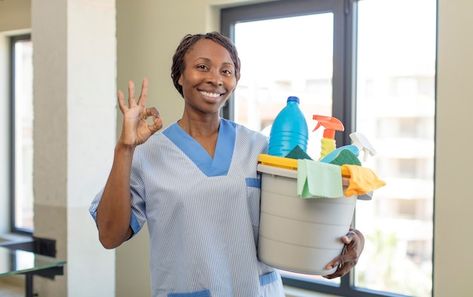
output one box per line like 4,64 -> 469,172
90,119 -> 285,297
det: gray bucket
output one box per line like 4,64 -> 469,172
257,164 -> 356,275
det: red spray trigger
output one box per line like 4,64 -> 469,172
312,115 -> 344,138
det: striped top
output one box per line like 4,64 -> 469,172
90,119 -> 284,297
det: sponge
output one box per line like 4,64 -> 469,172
329,149 -> 361,166
285,145 -> 313,160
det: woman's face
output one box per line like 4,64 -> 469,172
178,39 -> 237,115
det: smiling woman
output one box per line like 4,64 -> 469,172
89,31 -> 363,297
90,32 -> 287,297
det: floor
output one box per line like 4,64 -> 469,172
0,279 -> 337,297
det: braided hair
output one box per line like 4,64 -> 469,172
171,32 -> 241,97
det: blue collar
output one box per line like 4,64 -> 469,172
163,119 -> 236,177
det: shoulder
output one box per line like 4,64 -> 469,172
223,119 -> 268,149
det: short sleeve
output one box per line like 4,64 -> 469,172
89,151 -> 147,238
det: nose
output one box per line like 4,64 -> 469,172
206,69 -> 223,86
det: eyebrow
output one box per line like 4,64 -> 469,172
194,57 -> 234,67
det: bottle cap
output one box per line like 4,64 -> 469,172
287,96 -> 300,103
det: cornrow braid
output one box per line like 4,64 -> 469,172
171,32 -> 241,97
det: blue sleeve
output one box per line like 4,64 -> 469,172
89,151 -> 147,238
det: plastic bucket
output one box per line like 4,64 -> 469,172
257,164 -> 356,275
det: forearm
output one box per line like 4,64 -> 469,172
96,143 -> 135,249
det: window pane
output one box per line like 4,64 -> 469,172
234,13 -> 334,159
355,1 -> 435,296
13,39 -> 34,231
234,14 -> 339,285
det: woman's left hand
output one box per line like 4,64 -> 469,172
323,229 -> 365,279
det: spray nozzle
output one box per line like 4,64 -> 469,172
312,115 -> 345,138
349,132 -> 376,162
313,115 -> 345,158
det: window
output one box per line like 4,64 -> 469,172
10,34 -> 34,234
355,1 -> 435,295
222,0 -> 353,163
222,0 -> 435,296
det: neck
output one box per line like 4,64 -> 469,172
178,109 -> 220,138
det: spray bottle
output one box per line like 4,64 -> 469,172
349,132 -> 376,161
312,115 -> 344,159
320,131 -> 376,163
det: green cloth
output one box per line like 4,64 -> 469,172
329,149 -> 361,166
285,145 -> 312,160
297,159 -> 344,199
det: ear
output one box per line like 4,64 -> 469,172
178,75 -> 183,86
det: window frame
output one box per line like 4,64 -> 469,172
221,0 -> 413,296
221,0 -> 356,147
9,33 -> 33,235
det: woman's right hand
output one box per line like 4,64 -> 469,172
117,78 -> 162,148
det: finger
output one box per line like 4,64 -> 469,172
149,117 -> 163,133
128,80 -> 137,107
342,230 -> 357,244
323,262 -> 353,279
324,255 -> 342,270
146,107 -> 160,118
145,107 -> 162,132
138,77 -> 149,106
117,90 -> 126,113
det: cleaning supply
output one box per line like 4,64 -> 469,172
341,165 -> 386,196
320,145 -> 360,164
320,132 -> 376,163
268,96 -> 308,157
257,163 -> 356,275
258,154 -> 298,170
297,159 -> 344,198
350,132 -> 377,161
328,149 -> 361,166
285,145 -> 313,160
312,115 -> 344,159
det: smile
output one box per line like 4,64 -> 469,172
200,91 -> 223,98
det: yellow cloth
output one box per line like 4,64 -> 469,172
341,165 -> 386,196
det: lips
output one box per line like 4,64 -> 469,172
199,90 -> 223,98
198,89 -> 227,103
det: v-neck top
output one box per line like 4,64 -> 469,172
89,119 -> 285,297
162,119 -> 235,177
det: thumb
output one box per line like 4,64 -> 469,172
342,230 -> 357,244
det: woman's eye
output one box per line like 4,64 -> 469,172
196,64 -> 208,71
222,69 -> 233,76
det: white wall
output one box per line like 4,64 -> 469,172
434,0 -> 473,295
0,0 -> 31,234
32,0 -> 116,296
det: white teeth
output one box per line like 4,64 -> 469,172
200,91 -> 221,98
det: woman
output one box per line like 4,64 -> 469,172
90,32 -> 364,297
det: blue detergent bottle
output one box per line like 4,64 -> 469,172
268,96 -> 309,156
